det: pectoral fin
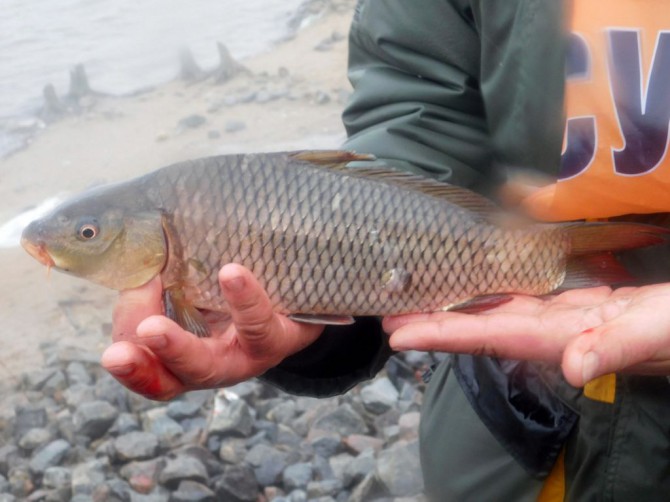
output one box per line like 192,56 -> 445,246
443,294 -> 514,314
163,288 -> 210,337
289,314 -> 356,325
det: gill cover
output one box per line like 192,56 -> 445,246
23,206 -> 166,291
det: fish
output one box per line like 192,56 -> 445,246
21,150 -> 669,337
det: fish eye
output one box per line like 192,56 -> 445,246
77,222 -> 99,241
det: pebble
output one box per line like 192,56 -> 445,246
213,464 -> 258,502
360,377 -> 400,414
29,439 -> 71,475
171,480 -> 216,502
158,455 -> 208,489
283,462 -> 313,491
73,400 -> 119,438
114,431 -> 159,461
207,399 -> 253,439
18,427 -> 53,451
177,114 -> 206,129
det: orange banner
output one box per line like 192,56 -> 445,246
524,0 -> 670,221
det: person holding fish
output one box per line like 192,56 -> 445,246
22,0 -> 670,500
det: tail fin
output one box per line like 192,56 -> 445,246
559,222 -> 669,289
560,253 -> 633,290
566,222 -> 669,254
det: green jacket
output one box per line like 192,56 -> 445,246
263,0 -> 670,500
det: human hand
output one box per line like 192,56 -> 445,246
383,284 -> 670,387
101,264 -> 324,400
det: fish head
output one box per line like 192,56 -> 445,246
21,185 -> 167,291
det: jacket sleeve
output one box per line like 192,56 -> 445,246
261,318 -> 394,397
343,0 -> 566,186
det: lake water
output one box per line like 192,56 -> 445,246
0,0 -> 306,155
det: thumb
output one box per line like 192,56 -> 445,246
561,322 -> 657,388
219,264 -> 286,360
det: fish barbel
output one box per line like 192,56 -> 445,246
21,150 -> 668,336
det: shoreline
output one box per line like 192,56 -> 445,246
0,1 -> 354,379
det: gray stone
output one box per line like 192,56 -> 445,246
218,438 -> 247,464
65,362 -> 93,386
42,466 -> 72,489
94,373 -> 130,412
267,400 -> 297,424
109,412 -> 141,435
398,412 -> 421,441
306,479 -> 343,499
275,424 -> 302,449
119,457 -> 166,495
42,370 -> 67,396
174,445 -> 222,479
142,407 -> 184,445
170,480 -> 216,502
347,471 -> 387,502
0,474 -> 8,493
23,368 -> 57,391
71,458 -> 108,496
73,400 -> 119,439
29,439 -> 71,475
105,477 -> 132,502
0,495 -> 16,502
286,490 -> 307,502
14,405 -> 47,438
343,434 -> 384,455
308,431 -> 342,458
224,120 -> 246,134
7,465 -> 33,498
376,441 -> 423,497
283,462 -> 312,491
312,404 -> 368,437
167,400 -> 201,421
18,427 -> 53,451
114,431 -> 159,462
62,384 -> 97,408
224,382 -> 261,400
360,377 -> 399,414
178,114 -> 206,129
207,129 -> 221,140
207,399 -> 253,438
348,449 -> 377,487
314,91 -> 331,105
0,445 -> 19,476
214,464 -> 258,502
159,456 -> 208,490
245,443 -> 288,486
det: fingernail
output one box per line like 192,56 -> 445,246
139,334 -> 167,349
107,364 -> 135,377
581,351 -> 600,383
223,276 -> 245,293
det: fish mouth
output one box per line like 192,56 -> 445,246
21,236 -> 56,271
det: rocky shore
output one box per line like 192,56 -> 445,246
0,342 -> 435,501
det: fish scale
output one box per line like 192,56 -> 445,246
149,152 -> 568,316
22,150 -> 668,337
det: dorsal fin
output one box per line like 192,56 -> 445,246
290,150 -> 497,216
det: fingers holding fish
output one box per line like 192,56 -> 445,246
219,264 -> 324,364
101,340 -> 186,401
386,309 -> 570,362
112,276 -> 164,343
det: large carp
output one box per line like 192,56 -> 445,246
21,150 -> 667,336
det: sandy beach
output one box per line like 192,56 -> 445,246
0,1 -> 355,381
